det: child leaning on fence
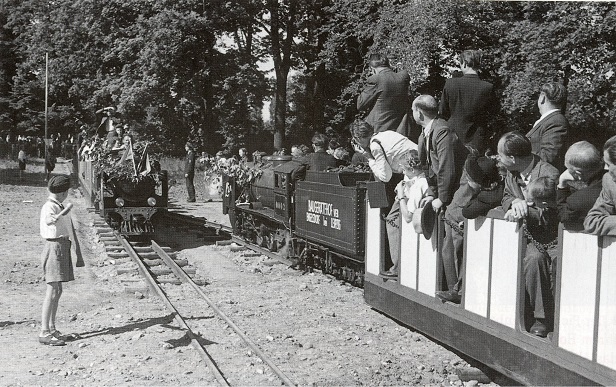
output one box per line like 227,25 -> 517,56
396,149 -> 430,223
38,175 -> 84,346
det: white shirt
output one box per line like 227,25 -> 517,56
532,109 -> 560,128
40,198 -> 71,239
368,131 -> 418,182
421,119 -> 435,158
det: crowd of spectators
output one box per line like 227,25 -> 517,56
0,133 -> 77,163
346,49 -> 616,340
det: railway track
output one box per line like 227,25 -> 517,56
91,216 -> 295,386
165,211 -> 294,266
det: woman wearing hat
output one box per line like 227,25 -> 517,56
437,155 -> 504,304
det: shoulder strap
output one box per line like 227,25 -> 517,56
370,138 -> 390,166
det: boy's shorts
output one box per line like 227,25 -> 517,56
41,238 -> 74,283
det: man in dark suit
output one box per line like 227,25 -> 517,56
439,50 -> 495,154
414,95 -> 467,212
526,81 -> 571,171
185,142 -> 196,203
357,53 -> 410,135
303,133 -> 338,172
498,131 -> 560,337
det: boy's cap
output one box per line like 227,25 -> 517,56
465,155 -> 499,187
48,175 -> 71,193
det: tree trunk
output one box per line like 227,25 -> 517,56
273,72 -> 288,150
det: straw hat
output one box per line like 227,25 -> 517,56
411,203 -> 436,240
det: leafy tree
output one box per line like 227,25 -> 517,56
499,2 -> 616,145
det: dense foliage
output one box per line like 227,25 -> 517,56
1,1 -> 615,153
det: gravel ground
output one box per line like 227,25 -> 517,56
0,158 -> 498,386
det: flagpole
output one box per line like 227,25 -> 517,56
44,52 -> 48,177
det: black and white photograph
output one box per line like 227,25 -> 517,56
1,0 -> 615,385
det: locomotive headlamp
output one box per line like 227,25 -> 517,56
147,197 -> 157,207
115,197 -> 125,207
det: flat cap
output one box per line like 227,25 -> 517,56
48,175 -> 71,193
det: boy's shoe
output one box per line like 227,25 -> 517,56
39,334 -> 66,346
51,330 -> 80,342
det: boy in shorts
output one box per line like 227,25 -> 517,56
39,175 -> 83,345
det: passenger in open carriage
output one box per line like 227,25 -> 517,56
290,144 -> 309,161
584,135 -> 616,235
498,131 -> 559,337
413,94 -> 467,213
557,141 -> 605,230
526,81 -> 571,171
350,119 -> 417,278
437,154 -> 504,304
238,147 -> 249,164
303,133 -> 338,172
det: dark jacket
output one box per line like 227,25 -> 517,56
526,110 -> 570,171
584,169 -> 616,236
417,118 -> 467,205
502,156 -> 560,244
185,150 -> 196,176
357,68 -> 410,134
557,170 -> 605,230
439,74 -> 494,153
303,151 -> 338,172
462,184 -> 504,220
502,155 -> 560,212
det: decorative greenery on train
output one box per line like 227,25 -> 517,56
91,141 -> 162,186
200,155 -> 263,191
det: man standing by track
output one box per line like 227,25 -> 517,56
185,142 -> 197,203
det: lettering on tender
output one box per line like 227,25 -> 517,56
305,200 -> 341,230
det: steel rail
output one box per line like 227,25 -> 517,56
229,235 -> 294,267
116,233 -> 230,386
151,240 -> 296,387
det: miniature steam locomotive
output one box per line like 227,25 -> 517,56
78,158 -> 168,235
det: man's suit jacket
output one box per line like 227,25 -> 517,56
185,150 -> 196,177
417,118 -> 467,205
439,74 -> 494,153
502,155 -> 559,212
357,68 -> 410,134
526,110 -> 570,171
304,151 -> 338,172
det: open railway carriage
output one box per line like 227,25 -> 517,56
363,203 -> 616,385
78,157 -> 168,235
